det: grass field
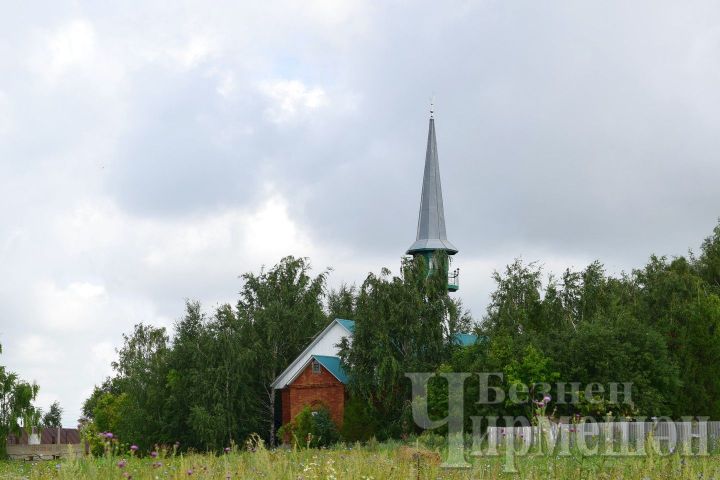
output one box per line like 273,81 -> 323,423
2,441 -> 720,480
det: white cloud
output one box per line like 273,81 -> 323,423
91,341 -> 116,366
33,19 -> 97,83
15,335 -> 61,366
33,281 -> 108,332
48,20 -> 96,71
260,79 -> 328,124
0,91 -> 10,136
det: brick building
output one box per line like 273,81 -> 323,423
272,319 -> 354,429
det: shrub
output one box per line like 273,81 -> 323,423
277,406 -> 339,448
340,396 -> 378,442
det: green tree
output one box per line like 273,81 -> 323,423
339,253 -> 465,438
698,221 -> 720,291
326,284 -> 356,321
0,345 -> 39,458
42,401 -> 63,428
236,256 -> 329,445
110,324 -> 169,448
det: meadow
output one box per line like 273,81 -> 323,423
2,442 -> 720,480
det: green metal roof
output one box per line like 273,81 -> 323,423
452,333 -> 479,346
336,318 -> 355,333
312,355 -> 349,384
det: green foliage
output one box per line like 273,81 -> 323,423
82,256 -> 328,451
277,406 -> 339,448
442,223 -> 720,427
340,396 -> 379,442
0,345 -> 39,458
236,256 -> 329,445
338,252 -> 472,439
42,401 -> 63,428
327,284 -> 356,321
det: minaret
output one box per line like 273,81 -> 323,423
406,110 -> 459,291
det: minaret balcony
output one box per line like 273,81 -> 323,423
448,268 -> 460,292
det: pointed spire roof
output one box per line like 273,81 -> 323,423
407,116 -> 458,255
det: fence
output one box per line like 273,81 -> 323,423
6,443 -> 85,461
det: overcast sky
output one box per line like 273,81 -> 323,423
2,1 -> 720,426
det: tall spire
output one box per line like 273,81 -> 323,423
406,115 -> 458,255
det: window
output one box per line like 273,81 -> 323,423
312,360 -> 321,374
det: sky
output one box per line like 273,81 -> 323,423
2,1 -> 720,427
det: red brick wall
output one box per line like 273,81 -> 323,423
281,388 -> 291,425
282,360 -> 345,428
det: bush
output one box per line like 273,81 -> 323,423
340,396 -> 379,442
277,406 -> 339,448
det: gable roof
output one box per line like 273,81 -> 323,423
272,316 -> 480,389
312,355 -> 349,384
270,318 -> 352,389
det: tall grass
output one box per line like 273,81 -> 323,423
2,440 -> 720,479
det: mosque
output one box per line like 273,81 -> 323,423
271,113 -> 474,429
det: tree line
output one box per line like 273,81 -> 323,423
80,223 -> 720,451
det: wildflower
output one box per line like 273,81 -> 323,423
224,447 -> 231,453
130,445 -> 139,452
117,459 -> 127,469
150,451 -> 158,458
543,394 -> 552,403
105,432 -> 114,439
187,469 -> 193,476
152,462 -> 163,469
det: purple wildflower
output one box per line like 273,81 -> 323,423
130,445 -> 138,452
224,447 -> 231,454
117,459 -> 127,469
150,451 -> 158,458
543,394 -> 552,403
105,432 -> 114,439
187,469 -> 193,476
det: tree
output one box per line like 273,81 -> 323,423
0,345 -> 39,458
698,221 -> 720,291
109,324 -> 170,448
236,256 -> 329,445
326,284 -> 356,321
42,401 -> 63,428
164,302 -> 260,451
338,253 -> 466,438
